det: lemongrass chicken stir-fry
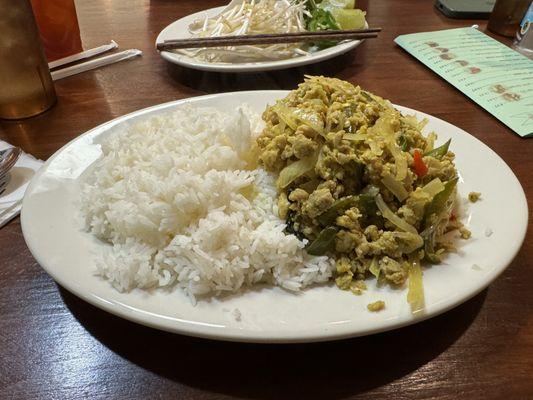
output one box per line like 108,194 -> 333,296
178,0 -> 366,63
256,77 -> 468,311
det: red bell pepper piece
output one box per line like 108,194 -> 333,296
413,149 -> 428,177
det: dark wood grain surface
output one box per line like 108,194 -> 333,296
1,1 -> 532,399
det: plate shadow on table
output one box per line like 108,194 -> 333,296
60,287 -> 487,399
164,46 -> 367,93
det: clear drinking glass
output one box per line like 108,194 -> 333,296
0,0 -> 57,120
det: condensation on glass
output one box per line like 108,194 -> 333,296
0,0 -> 56,120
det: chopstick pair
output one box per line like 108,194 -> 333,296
156,27 -> 381,51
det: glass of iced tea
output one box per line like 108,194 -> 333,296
488,0 -> 531,37
0,0 -> 56,119
30,0 -> 83,61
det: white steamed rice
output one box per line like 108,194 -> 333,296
81,104 -> 334,300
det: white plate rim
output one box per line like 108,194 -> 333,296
21,91 -> 529,343
155,6 -> 364,73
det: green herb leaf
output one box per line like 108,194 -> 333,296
316,196 -> 359,226
424,139 -> 451,159
306,226 -> 338,255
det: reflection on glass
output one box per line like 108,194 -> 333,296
0,0 -> 56,120
488,0 -> 530,37
30,0 -> 83,61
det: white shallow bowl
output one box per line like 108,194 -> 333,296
156,6 -> 364,73
21,91 -> 528,343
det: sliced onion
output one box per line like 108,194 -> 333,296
403,114 -> 428,131
294,108 -> 324,136
274,104 -> 324,136
381,172 -> 408,202
407,258 -> 425,314
343,133 -> 366,141
369,256 -> 380,278
425,132 -> 437,153
395,232 -> 424,253
386,142 -> 407,181
369,113 -> 397,139
375,194 -> 418,234
368,140 -> 383,156
277,153 -> 317,189
274,104 -> 298,130
421,178 -> 444,198
276,118 -> 286,134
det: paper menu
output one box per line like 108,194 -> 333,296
395,27 -> 533,138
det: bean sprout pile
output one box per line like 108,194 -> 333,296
178,0 -> 311,62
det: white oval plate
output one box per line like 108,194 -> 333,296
21,91 -> 528,343
155,6 -> 364,73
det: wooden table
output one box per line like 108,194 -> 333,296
1,1 -> 531,398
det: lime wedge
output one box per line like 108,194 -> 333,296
330,9 -> 366,30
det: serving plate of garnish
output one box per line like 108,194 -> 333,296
21,77 -> 527,343
156,0 -> 368,72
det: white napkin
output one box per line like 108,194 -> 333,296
0,141 -> 43,229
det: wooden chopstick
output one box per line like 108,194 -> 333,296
156,28 -> 381,51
